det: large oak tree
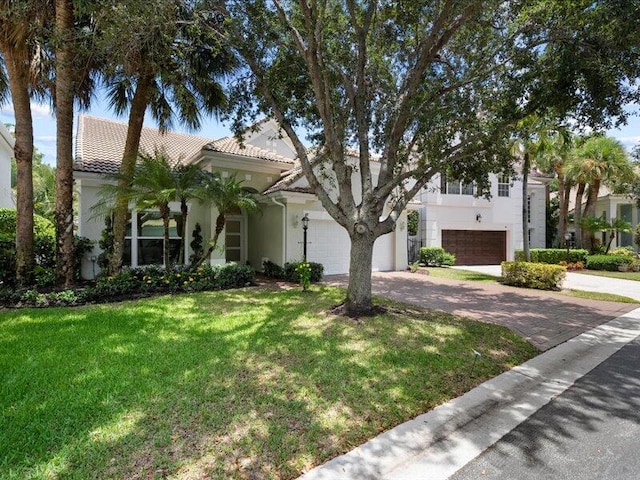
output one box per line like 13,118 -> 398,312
226,0 -> 640,316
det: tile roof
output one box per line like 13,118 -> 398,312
74,115 -> 214,174
204,136 -> 295,165
263,167 -> 306,195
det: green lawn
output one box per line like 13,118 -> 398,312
0,287 -> 536,479
421,267 -> 498,282
576,270 -> 640,282
561,289 -> 640,304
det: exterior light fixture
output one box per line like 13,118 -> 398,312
302,213 -> 310,261
475,213 -> 482,223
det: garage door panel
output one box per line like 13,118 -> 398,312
442,230 -> 506,265
307,220 -> 394,275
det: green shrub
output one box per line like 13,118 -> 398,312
215,263 -> 254,289
609,246 -> 635,256
514,248 -> 589,264
441,252 -> 456,266
585,255 -> 635,271
283,261 -> 324,283
263,260 -> 284,278
0,209 -> 56,286
501,261 -> 566,290
419,247 -> 456,266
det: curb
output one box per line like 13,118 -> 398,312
298,307 -> 640,480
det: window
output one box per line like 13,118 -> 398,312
125,210 -> 184,266
498,175 -> 510,197
440,173 -> 474,195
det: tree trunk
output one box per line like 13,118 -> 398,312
192,214 -> 225,270
54,0 -> 76,287
179,199 -> 188,264
581,179 -> 601,252
574,182 -> 586,248
3,50 -> 35,286
110,74 -> 154,274
161,204 -> 171,268
522,153 -> 530,261
555,172 -> 566,247
345,233 -> 376,316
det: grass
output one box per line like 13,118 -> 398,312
421,267 -> 498,282
561,289 -> 639,304
576,270 -> 640,282
0,287 -> 536,479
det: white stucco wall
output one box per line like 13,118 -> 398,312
416,173 -> 525,261
0,123 -> 15,208
527,183 -> 547,248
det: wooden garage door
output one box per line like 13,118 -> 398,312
442,230 -> 506,265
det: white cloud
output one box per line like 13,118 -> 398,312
31,102 -> 53,119
35,135 -> 57,143
0,101 -> 52,120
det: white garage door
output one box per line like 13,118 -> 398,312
307,220 -> 394,275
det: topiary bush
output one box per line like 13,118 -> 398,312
514,248 -> 588,264
419,247 -> 456,266
501,261 -> 566,290
585,255 -> 635,271
283,261 -> 324,283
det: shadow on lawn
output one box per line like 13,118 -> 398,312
0,286 -> 532,479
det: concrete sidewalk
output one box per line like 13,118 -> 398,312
299,306 -> 640,480
326,271 -> 635,351
453,265 -> 640,303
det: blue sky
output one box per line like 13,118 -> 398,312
1,94 -> 639,166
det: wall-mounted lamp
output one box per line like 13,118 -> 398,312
90,255 -> 97,279
475,213 -> 483,223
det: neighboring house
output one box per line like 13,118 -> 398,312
567,185 -> 639,251
411,173 -> 547,265
0,122 -> 15,208
74,116 -> 409,278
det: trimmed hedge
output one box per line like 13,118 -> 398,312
501,261 -> 566,290
0,263 -> 255,308
262,260 -> 324,283
514,248 -> 588,265
585,255 -> 635,271
283,261 -> 324,283
419,247 -> 456,266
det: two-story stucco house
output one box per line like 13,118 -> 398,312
410,173 -> 547,265
0,122 -> 15,208
74,115 -> 409,278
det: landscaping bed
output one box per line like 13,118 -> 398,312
0,287 -> 536,479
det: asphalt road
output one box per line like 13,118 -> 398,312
450,336 -> 640,480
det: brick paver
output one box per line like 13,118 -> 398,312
326,271 -> 637,351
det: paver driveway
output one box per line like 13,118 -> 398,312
326,271 -> 637,351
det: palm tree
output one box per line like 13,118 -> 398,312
567,136 -> 633,250
0,1 -> 51,286
173,164 -> 203,264
511,116 -> 566,261
128,152 -> 178,268
191,172 -> 260,270
102,0 -> 235,275
604,218 -> 633,254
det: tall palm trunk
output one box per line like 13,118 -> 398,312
54,0 -> 76,287
555,171 -> 566,246
522,153 -> 530,261
179,199 -> 188,264
574,182 -> 586,248
3,50 -> 35,286
110,73 -> 154,274
582,178 -> 601,251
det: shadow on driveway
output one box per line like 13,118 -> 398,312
326,271 -> 636,351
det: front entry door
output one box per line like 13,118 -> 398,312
225,216 -> 245,263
